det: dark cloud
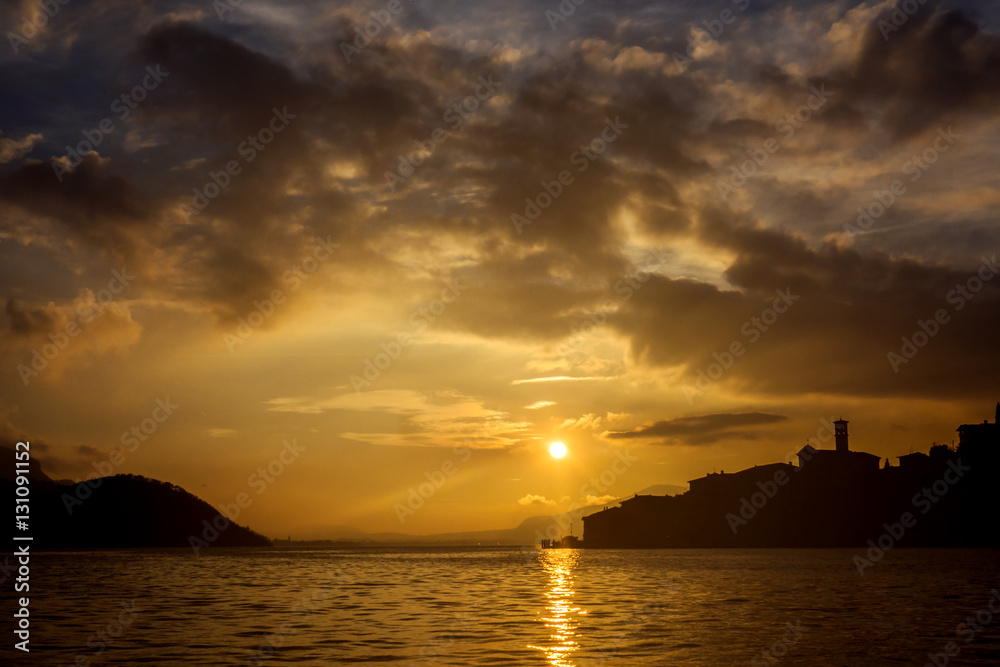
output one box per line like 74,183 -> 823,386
136,21 -> 319,141
0,1 -> 997,428
76,444 -> 102,458
445,250 -> 608,340
4,298 -> 63,338
0,153 -> 153,257
827,5 -> 1000,140
607,412 -> 788,445
610,209 -> 1000,399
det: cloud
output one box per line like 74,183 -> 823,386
824,4 -> 1000,141
267,389 -> 495,418
607,208 -> 1000,399
559,413 -> 602,431
269,390 -> 520,449
518,494 -> 557,507
5,298 -> 62,337
511,376 -> 611,385
2,289 -> 142,382
607,412 -> 788,445
0,132 -> 42,163
0,417 -> 50,455
0,152 -> 154,258
582,494 -> 617,506
1,424 -> 112,479
170,157 -> 207,171
135,22 -> 320,142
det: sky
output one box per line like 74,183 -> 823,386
1,0 -> 998,538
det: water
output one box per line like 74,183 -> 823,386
21,548 -> 1000,665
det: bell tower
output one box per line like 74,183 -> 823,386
834,418 -> 849,452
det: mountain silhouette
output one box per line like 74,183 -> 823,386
4,446 -> 269,548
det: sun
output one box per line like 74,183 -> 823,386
549,442 -> 567,458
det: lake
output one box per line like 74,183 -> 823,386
23,547 -> 1000,665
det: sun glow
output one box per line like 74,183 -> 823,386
549,442 -> 567,458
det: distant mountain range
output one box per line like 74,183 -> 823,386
2,445 -> 269,549
285,484 -> 689,546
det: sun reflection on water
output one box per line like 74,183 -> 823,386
529,549 -> 584,666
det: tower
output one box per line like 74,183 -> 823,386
834,418 -> 849,452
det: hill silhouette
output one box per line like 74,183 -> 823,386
4,445 -> 269,548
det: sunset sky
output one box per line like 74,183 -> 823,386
1,0 -> 998,538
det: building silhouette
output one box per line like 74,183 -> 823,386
956,402 -> 1000,453
795,418 -> 881,479
582,405 -> 1000,548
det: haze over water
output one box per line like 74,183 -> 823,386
29,547 -> 1000,665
